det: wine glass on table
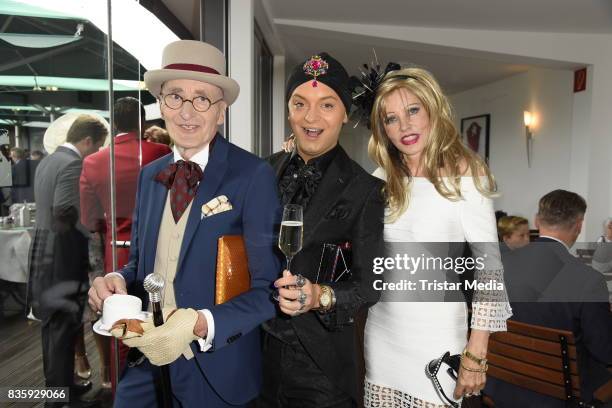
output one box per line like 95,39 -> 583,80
273,204 -> 303,301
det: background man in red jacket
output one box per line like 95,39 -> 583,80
79,96 -> 171,389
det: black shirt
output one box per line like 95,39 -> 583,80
264,144 -> 340,344
278,145 -> 339,209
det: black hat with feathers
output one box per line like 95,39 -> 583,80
349,60 -> 401,129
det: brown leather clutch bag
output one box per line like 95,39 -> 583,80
215,235 -> 250,305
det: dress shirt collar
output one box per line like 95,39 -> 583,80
173,144 -> 209,172
289,143 -> 339,174
60,142 -> 82,158
539,235 -> 571,252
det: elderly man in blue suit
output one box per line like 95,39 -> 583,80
88,40 -> 281,407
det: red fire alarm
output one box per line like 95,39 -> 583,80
574,68 -> 587,93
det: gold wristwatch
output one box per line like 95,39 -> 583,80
317,285 -> 336,312
462,349 -> 487,366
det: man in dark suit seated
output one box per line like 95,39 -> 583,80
486,189 -> 612,407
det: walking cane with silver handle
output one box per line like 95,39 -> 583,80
143,273 -> 173,408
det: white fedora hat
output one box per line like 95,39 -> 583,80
144,40 -> 240,105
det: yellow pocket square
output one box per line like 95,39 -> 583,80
201,195 -> 233,218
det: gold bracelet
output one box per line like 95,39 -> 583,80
460,361 -> 488,373
315,285 -> 335,312
462,349 -> 487,366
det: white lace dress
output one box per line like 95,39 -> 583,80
364,170 -> 512,408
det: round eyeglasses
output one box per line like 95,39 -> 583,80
162,93 -> 223,112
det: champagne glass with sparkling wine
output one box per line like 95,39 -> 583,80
274,204 -> 303,301
279,204 -> 303,271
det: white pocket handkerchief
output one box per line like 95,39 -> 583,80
201,195 -> 233,219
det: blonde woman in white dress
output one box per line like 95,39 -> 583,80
363,68 -> 512,407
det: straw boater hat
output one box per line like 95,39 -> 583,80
144,40 -> 240,105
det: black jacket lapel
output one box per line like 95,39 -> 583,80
267,147 -> 355,247
269,151 -> 292,182
177,135 -> 229,272
302,147 -> 353,247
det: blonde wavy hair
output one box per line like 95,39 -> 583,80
368,67 -> 496,222
497,216 -> 528,239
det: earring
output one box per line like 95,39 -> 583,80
282,133 -> 295,153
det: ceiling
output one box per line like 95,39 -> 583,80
161,0 -> 198,38
260,0 -> 609,94
2,0 -> 609,126
266,0 -> 612,34
163,0 -> 610,95
273,25 -> 547,95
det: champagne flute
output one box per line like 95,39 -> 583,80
279,204 -> 303,271
274,204 -> 303,301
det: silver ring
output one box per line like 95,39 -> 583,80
292,309 -> 301,316
464,392 -> 473,397
295,274 -> 306,288
298,291 -> 307,306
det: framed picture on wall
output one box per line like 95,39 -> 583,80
461,114 -> 490,164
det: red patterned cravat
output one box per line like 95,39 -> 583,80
155,160 -> 203,222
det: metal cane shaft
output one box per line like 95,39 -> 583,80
150,298 -> 172,408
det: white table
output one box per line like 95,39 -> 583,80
0,228 -> 32,283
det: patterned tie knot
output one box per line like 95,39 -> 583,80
155,160 -> 203,222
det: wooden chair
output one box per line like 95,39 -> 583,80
576,248 -> 595,264
482,320 -> 611,408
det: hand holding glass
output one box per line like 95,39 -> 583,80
274,204 -> 304,301
279,204 -> 303,271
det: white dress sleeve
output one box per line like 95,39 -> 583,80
459,179 -> 512,332
372,167 -> 386,181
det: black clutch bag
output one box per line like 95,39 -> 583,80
314,242 -> 352,284
426,351 -> 461,408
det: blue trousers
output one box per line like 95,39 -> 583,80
114,357 -> 247,408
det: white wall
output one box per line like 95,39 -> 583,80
568,65 -> 593,206
255,0 -> 286,152
272,55 -> 286,152
339,122 -> 375,173
228,0 -> 254,151
229,0 -> 286,153
451,68 -> 575,226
